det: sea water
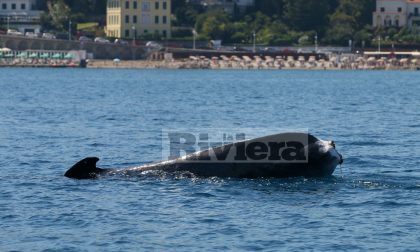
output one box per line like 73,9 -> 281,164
0,69 -> 419,251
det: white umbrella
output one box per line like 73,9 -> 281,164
367,57 -> 376,62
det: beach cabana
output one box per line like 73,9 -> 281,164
64,53 -> 74,59
52,53 -> 62,59
4,52 -> 14,58
40,53 -> 50,59
17,52 -> 28,58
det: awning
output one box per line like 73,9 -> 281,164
17,52 -> 27,58
64,53 -> 74,59
52,53 -> 62,59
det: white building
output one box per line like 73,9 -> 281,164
0,0 -> 43,33
373,0 -> 420,28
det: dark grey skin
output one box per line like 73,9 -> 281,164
64,133 -> 343,180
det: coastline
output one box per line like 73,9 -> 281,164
87,59 -> 420,71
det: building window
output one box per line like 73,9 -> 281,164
155,1 -> 159,10
395,18 -> 399,27
415,7 -> 419,16
133,1 -> 137,9
125,1 -> 129,9
162,30 -> 167,38
380,7 -> 385,12
163,1 -> 167,10
2,3 -> 6,10
11,3 -> 16,9
125,15 -> 129,23
162,16 -> 167,24
144,29 -> 148,33
155,16 -> 159,24
125,29 -> 129,37
21,3 -> 26,10
133,15 -> 137,23
142,2 -> 151,11
398,7 -> 402,12
142,14 -> 151,24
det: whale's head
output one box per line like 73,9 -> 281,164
305,135 -> 343,176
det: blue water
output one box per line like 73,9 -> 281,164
0,69 -> 419,251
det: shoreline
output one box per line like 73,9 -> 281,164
86,59 -> 420,71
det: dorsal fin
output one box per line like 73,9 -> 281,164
64,157 -> 105,179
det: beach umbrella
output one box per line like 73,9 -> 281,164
356,57 -> 364,62
29,53 -> 38,58
64,53 -> 74,59
0,48 -> 12,52
4,53 -> 14,58
367,57 -> 376,62
40,53 -> 50,58
113,58 -> 120,63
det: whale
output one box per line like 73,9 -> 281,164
64,132 -> 343,180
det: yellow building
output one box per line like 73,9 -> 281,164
106,0 -> 171,39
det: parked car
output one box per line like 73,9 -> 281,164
94,37 -> 110,43
25,32 -> 39,38
7,29 -> 23,36
114,39 -> 128,46
42,33 -> 56,39
79,36 -> 93,42
146,41 -> 162,50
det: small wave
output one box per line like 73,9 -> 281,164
190,192 -> 216,198
351,141 -> 388,146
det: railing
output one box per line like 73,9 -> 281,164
0,14 -> 41,23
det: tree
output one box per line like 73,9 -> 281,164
283,0 -> 337,33
254,0 -> 285,17
42,0 -> 71,32
325,0 -> 375,45
195,10 -> 230,40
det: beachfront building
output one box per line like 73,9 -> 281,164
106,0 -> 171,39
373,0 -> 420,27
0,0 -> 43,33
